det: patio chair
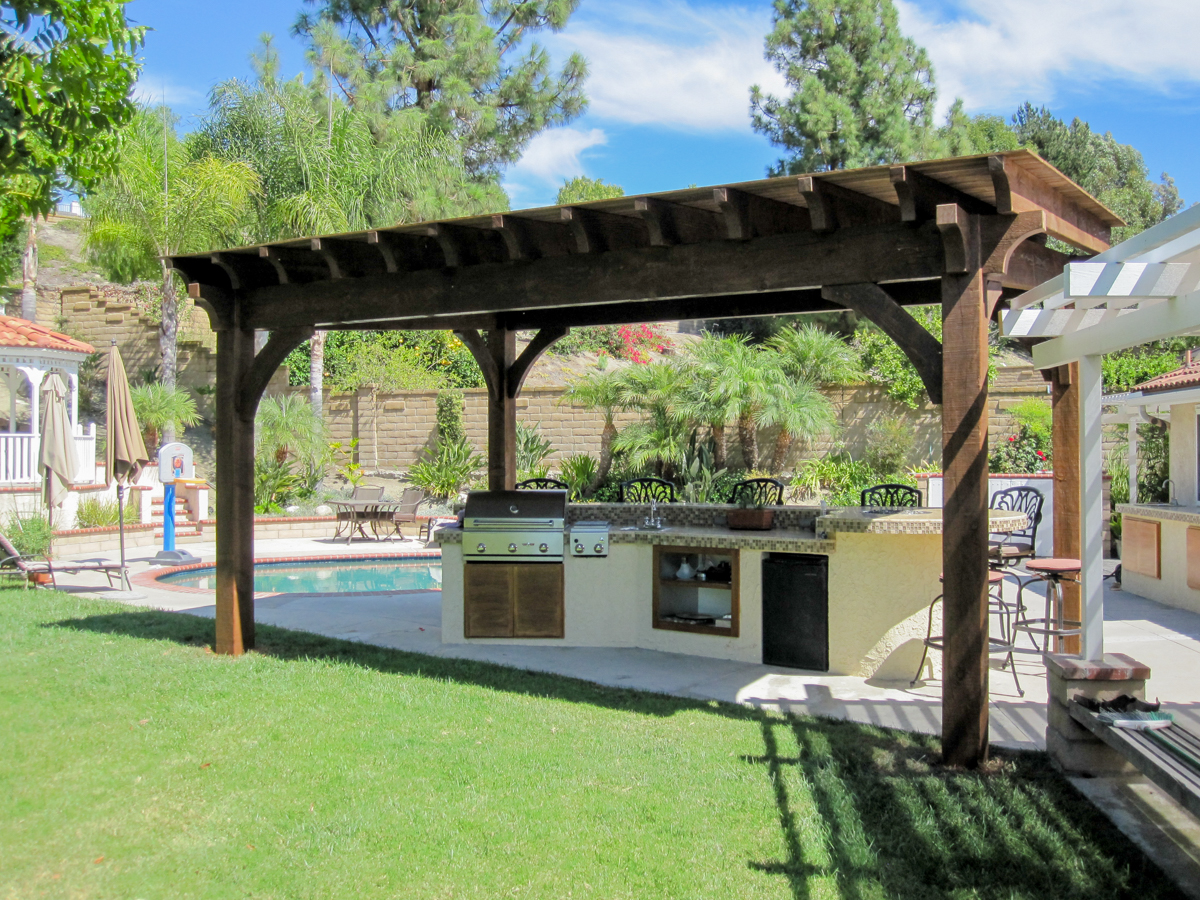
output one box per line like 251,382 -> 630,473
381,488 -> 428,541
516,477 -> 569,491
860,483 -> 922,508
619,477 -> 676,504
0,532 -> 128,590
726,477 -> 785,507
988,486 -> 1046,638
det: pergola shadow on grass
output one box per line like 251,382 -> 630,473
169,150 -> 1124,767
12,593 -> 1182,900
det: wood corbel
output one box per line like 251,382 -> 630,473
798,176 -> 836,233
238,326 -> 314,416
890,166 -> 990,222
455,329 -> 500,397
366,231 -> 401,273
422,223 -> 468,268
185,281 -> 234,332
561,206 -> 609,254
309,238 -> 348,279
258,246 -> 292,284
713,187 -> 753,241
937,204 -> 971,274
822,283 -> 943,405
508,327 -> 569,397
633,197 -> 681,246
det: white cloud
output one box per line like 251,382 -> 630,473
548,0 -> 786,131
896,0 -> 1200,116
509,126 -> 608,184
132,75 -> 207,110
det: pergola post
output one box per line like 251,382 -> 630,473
1050,363 -> 1082,655
1079,354 -> 1106,659
486,329 -> 517,491
214,325 -> 257,655
213,323 -> 315,656
939,207 -> 991,767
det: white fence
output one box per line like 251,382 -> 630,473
0,423 -> 98,485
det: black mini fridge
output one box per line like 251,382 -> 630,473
762,553 -> 828,671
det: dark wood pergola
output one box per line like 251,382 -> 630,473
169,149 -> 1121,767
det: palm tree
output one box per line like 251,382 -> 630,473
701,335 -> 785,470
760,376 -> 838,474
675,334 -> 740,469
130,384 -> 201,458
255,394 -> 327,466
765,323 -> 858,469
86,107 -> 260,439
611,361 -> 693,480
193,41 -> 504,416
767,323 -> 863,385
561,369 -> 625,489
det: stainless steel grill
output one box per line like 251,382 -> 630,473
462,490 -> 566,562
570,521 -> 609,557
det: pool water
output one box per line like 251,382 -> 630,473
159,558 -> 442,593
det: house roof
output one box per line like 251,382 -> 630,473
1134,353 -> 1200,393
0,315 -> 94,354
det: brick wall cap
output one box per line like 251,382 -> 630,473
1045,653 -> 1151,681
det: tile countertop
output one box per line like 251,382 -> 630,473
432,508 -> 1027,549
1117,503 -> 1200,526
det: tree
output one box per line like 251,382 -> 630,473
556,176 -> 623,204
195,42 -> 504,417
130,383 -> 200,457
561,368 -> 624,489
0,2 -> 144,221
750,0 -> 936,173
936,100 -> 1020,158
293,0 -> 589,177
85,107 -> 261,433
256,393 -> 327,466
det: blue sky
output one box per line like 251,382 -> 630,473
131,0 -> 1200,211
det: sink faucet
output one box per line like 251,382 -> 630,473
1165,479 -> 1179,506
644,498 -> 663,530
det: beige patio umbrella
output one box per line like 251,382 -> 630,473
105,341 -> 149,588
38,373 -> 78,533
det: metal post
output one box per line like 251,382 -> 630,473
163,480 -> 176,552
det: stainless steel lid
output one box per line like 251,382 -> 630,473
463,490 -> 567,530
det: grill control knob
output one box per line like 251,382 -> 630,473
476,543 -> 486,553
594,543 -> 605,554
539,543 -> 549,553
574,543 -> 584,554
508,543 -> 517,553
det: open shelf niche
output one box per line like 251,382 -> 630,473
652,545 -> 740,637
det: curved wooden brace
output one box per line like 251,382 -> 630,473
237,326 -> 314,416
455,329 -> 499,398
822,283 -> 944,405
184,281 -> 233,332
509,326 -> 569,398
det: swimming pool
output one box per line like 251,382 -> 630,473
157,556 -> 442,594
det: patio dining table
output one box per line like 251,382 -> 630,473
329,499 -> 403,544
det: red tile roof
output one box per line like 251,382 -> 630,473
0,315 -> 94,354
1134,357 -> 1200,394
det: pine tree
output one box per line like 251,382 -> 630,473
750,0 -> 936,173
294,0 -> 589,177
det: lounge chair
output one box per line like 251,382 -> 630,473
0,533 -> 128,590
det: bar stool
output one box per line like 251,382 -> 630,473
1015,558 -> 1082,655
911,570 -> 1024,696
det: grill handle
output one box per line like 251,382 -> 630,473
466,518 -> 559,528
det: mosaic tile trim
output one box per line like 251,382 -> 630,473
1116,503 -> 1200,526
816,508 -> 1028,536
565,502 -> 821,530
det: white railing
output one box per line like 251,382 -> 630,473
0,422 -> 99,485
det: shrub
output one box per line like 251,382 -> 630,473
254,457 -> 299,514
989,399 -> 1053,474
409,437 -> 484,500
863,416 -> 915,475
516,423 -> 554,481
435,389 -> 466,444
558,453 -> 598,499
1102,348 -> 1182,393
76,496 -> 121,528
7,512 -> 52,557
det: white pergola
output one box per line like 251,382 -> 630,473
1002,203 -> 1200,659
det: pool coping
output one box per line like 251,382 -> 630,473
135,550 -> 444,596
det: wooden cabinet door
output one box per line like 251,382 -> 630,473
1124,517 -> 1160,579
464,564 -> 514,637
513,564 -> 564,638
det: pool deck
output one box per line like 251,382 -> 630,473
40,533 -> 1200,895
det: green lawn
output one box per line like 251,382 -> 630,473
0,591 -> 1185,900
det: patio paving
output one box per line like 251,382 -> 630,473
45,535 -> 1200,753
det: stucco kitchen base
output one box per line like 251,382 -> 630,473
435,505 -> 1011,678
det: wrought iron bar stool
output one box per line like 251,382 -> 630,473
911,569 -> 1024,696
1014,558 -> 1082,655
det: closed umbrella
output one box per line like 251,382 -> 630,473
105,341 -> 149,591
38,373 -> 78,534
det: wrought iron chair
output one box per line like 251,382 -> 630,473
619,477 -> 676,503
726,477 -> 786,506
859,483 -> 922,508
516,477 -> 570,491
988,486 -> 1046,642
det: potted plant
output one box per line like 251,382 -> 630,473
727,494 -> 775,531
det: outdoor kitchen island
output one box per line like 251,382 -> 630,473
436,500 -> 1030,678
